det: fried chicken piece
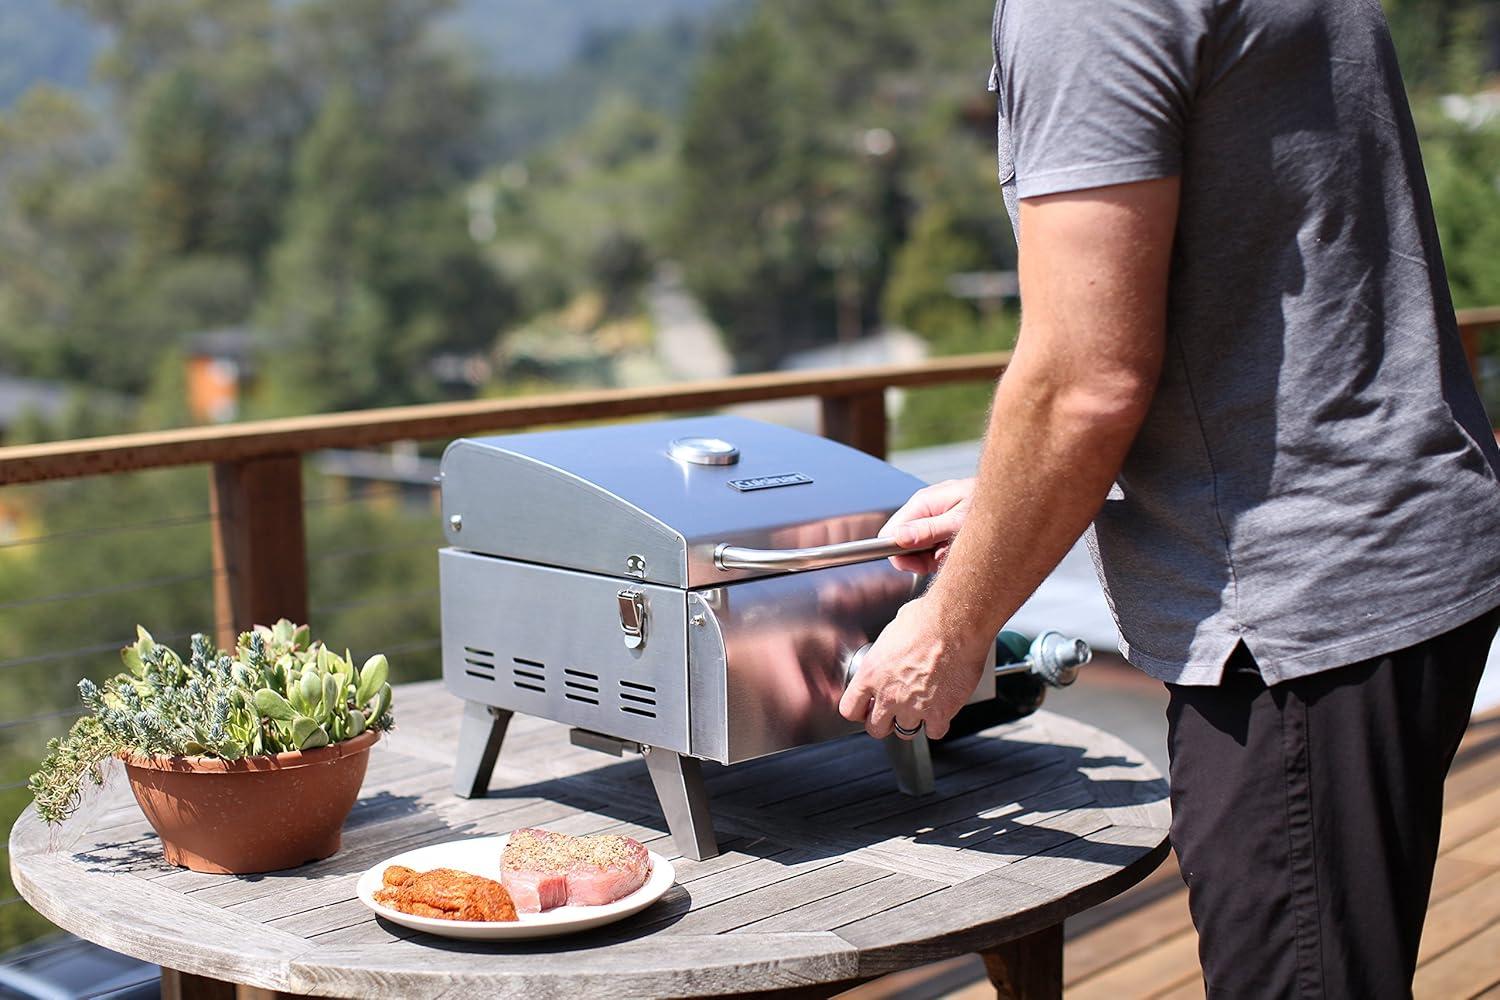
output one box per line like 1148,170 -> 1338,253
373,895 -> 450,919
374,866 -> 518,922
381,865 -> 420,888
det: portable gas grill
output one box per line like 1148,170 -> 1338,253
438,416 -> 1089,860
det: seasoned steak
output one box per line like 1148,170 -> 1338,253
500,827 -> 651,912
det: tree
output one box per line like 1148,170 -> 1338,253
670,9 -> 839,369
1383,0 -> 1496,93
0,87 -> 140,385
257,0 -> 519,411
670,0 -> 1002,369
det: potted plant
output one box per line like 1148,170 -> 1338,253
29,620 -> 394,874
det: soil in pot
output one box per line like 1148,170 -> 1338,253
122,728 -> 381,874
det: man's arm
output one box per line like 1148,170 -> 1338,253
839,177 -> 1179,739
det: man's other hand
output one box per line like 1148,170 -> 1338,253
836,596 -> 988,741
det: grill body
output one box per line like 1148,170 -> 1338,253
438,416 -> 996,859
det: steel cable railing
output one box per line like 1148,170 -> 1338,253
376,636 -> 441,657
0,624 -> 238,674
0,708 -> 87,734
314,538 -> 437,563
308,589 -> 439,618
0,510 -> 217,552
0,570 -> 224,613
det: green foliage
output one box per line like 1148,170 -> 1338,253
302,485 -> 443,683
670,8 -> 842,369
883,186 -> 1015,337
894,310 -> 1018,450
29,621 -> 395,825
671,0 -> 1007,369
478,96 -> 677,333
0,0 -> 514,404
488,16 -> 719,158
1424,114 -> 1500,310
254,0 -> 521,410
20,716 -> 118,834
1382,0 -> 1494,95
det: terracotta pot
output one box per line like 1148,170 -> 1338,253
122,728 -> 381,874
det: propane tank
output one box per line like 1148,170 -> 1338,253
938,629 -> 1091,743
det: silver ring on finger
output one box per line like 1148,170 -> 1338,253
893,719 -> 924,737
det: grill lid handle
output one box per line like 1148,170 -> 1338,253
712,536 -> 934,573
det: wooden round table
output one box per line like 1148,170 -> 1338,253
11,680 -> 1170,999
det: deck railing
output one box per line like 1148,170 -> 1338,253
0,352 -> 1018,649
3,304 -> 1499,650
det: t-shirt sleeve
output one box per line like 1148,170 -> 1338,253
994,0 -> 1205,200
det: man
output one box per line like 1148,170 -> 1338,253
838,1 -> 1500,995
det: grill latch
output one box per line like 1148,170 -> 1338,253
617,589 -> 648,649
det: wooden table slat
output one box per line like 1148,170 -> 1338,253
288,933 -> 862,1000
660,860 -> 894,937
734,872 -> 946,936
835,871 -> 1061,976
12,852 -> 312,991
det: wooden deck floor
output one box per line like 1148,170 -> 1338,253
849,708 -> 1500,999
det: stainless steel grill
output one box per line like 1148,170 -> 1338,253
438,416 -> 1086,859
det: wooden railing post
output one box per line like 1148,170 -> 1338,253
210,454 -> 308,650
1457,306 -> 1500,383
1461,325 -> 1481,378
820,389 -> 888,459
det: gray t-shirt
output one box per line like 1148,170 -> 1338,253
991,0 -> 1500,684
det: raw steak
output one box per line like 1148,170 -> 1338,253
500,827 -> 652,912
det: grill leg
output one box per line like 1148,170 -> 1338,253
644,749 -> 720,861
885,731 -> 935,796
452,701 -> 511,798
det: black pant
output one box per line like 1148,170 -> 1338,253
1165,609 -> 1499,999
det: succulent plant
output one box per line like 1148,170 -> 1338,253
28,620 -> 395,825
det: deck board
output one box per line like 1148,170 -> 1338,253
1053,708 -> 1500,1000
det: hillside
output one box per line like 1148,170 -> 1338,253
0,0 -> 103,107
442,0 -> 735,75
0,0 -> 735,110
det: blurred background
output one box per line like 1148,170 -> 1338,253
0,0 -> 1497,970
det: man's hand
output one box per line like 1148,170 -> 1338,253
837,595 -> 989,740
880,478 -> 975,575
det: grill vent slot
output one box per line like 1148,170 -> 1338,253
564,668 -> 600,705
619,679 -> 658,718
463,646 -> 496,682
512,656 -> 546,694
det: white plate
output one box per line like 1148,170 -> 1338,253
355,834 -> 674,940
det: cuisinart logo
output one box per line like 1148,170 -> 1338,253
727,473 -> 814,492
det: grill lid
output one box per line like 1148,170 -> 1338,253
439,416 -> 926,587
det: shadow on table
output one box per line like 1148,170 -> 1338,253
70,834 -> 165,874
71,790 -> 425,878
467,724 -> 1170,871
66,722 -> 1167,912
